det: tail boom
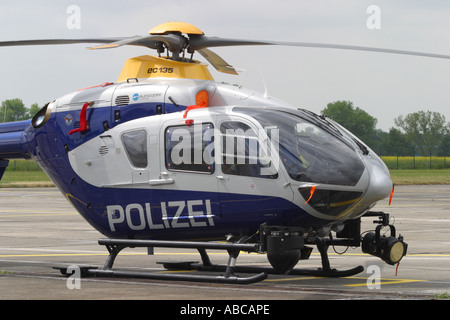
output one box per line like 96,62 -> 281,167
0,120 -> 32,181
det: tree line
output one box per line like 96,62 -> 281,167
1,98 -> 40,123
2,98 -> 449,157
321,101 -> 450,157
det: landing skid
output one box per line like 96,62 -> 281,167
161,238 -> 363,278
55,237 -> 363,284
57,238 -> 267,284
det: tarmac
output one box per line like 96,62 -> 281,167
0,185 -> 449,302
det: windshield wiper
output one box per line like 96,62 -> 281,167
351,138 -> 369,155
297,108 -> 343,137
297,109 -> 370,155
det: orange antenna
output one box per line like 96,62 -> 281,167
389,184 -> 395,206
304,186 -> 317,205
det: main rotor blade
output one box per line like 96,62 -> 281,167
190,36 -> 450,60
0,38 -> 123,47
0,34 -> 187,56
89,34 -> 186,51
88,36 -> 155,49
3,35 -> 450,61
197,48 -> 238,75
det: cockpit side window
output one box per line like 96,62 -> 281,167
220,121 -> 278,179
122,129 -> 148,168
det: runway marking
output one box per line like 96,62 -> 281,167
0,252 -> 147,258
257,275 -> 428,286
0,251 -> 229,258
344,277 -> 426,287
0,213 -> 77,217
406,253 -> 450,257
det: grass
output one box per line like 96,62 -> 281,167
389,169 -> 450,185
0,170 -> 54,188
0,160 -> 53,188
435,292 -> 449,299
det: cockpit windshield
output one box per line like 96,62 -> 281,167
235,107 -> 365,186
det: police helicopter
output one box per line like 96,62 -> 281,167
4,20 -> 443,284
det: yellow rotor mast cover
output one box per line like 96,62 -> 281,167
118,22 -> 213,82
148,21 -> 204,35
118,55 -> 213,82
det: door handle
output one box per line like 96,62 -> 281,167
148,178 -> 174,185
148,172 -> 174,185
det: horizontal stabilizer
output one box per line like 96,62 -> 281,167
0,120 -> 31,160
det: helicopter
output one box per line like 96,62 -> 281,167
2,20 -> 439,284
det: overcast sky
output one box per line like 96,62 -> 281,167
1,0 -> 450,131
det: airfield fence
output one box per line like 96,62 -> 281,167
380,156 -> 450,170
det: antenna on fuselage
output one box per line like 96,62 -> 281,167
258,65 -> 269,99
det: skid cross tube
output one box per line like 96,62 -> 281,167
80,238 -> 267,284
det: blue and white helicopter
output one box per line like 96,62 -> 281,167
1,21 -> 430,284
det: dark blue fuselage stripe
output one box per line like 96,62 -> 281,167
37,150 -> 325,240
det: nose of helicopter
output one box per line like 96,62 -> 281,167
364,158 -> 393,204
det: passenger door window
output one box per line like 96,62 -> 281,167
165,123 -> 214,173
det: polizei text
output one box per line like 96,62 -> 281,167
107,199 -> 215,232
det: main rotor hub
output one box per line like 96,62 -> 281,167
148,21 -> 204,35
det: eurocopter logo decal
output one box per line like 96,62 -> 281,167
132,92 -> 162,102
